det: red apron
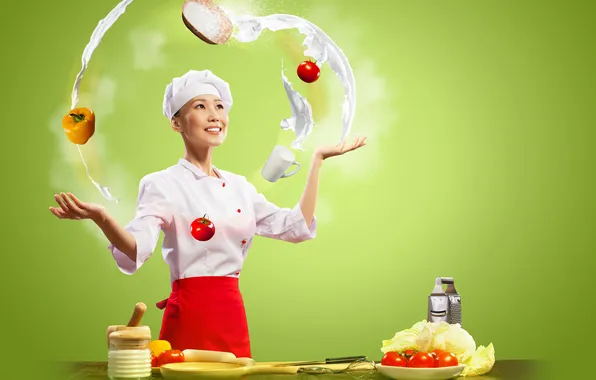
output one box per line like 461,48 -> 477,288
156,276 -> 251,358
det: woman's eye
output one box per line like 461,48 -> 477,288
195,104 -> 205,109
217,104 -> 224,109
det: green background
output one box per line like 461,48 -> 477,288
1,0 -> 593,378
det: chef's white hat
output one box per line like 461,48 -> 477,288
162,69 -> 233,120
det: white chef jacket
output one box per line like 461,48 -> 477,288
109,158 -> 317,284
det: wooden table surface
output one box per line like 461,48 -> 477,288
57,360 -> 542,380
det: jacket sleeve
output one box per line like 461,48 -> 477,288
248,180 -> 317,243
108,173 -> 173,274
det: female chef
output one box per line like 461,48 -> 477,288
49,69 -> 366,358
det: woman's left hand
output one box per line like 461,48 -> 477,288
314,136 -> 367,160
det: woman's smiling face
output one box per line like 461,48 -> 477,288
171,94 -> 229,147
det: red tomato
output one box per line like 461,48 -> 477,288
190,215 -> 215,241
407,352 -> 435,368
436,352 -> 459,367
297,60 -> 320,83
402,349 -> 417,358
151,355 -> 158,367
381,352 -> 407,367
157,350 -> 185,366
429,349 -> 444,359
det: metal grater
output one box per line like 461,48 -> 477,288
428,277 -> 462,326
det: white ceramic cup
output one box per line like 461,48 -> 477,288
261,145 -> 301,182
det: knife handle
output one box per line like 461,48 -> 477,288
325,356 -> 367,363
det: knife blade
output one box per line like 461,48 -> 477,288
273,355 -> 368,367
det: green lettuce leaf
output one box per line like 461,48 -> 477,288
415,321 -> 451,352
429,323 -> 476,362
380,320 -> 426,353
461,343 -> 495,376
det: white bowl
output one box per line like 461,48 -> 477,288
376,363 -> 466,380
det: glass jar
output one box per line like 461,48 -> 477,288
107,327 -> 152,380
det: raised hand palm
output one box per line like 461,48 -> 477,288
315,136 -> 367,160
49,192 -> 105,221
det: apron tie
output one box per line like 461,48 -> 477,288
156,298 -> 168,310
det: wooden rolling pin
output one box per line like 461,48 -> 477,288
106,302 -> 149,347
182,349 -> 240,363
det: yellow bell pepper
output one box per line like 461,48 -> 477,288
149,340 -> 172,358
62,107 -> 95,145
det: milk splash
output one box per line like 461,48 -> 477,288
231,14 -> 356,150
66,0 -> 355,202
68,0 -> 134,202
279,68 -> 314,150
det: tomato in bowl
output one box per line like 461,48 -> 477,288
377,350 -> 464,380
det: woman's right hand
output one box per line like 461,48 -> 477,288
49,192 -> 106,222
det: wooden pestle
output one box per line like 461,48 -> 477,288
127,302 -> 147,327
106,302 -> 149,347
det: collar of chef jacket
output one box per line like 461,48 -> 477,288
178,158 -> 227,180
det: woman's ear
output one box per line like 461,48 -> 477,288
170,118 -> 182,133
